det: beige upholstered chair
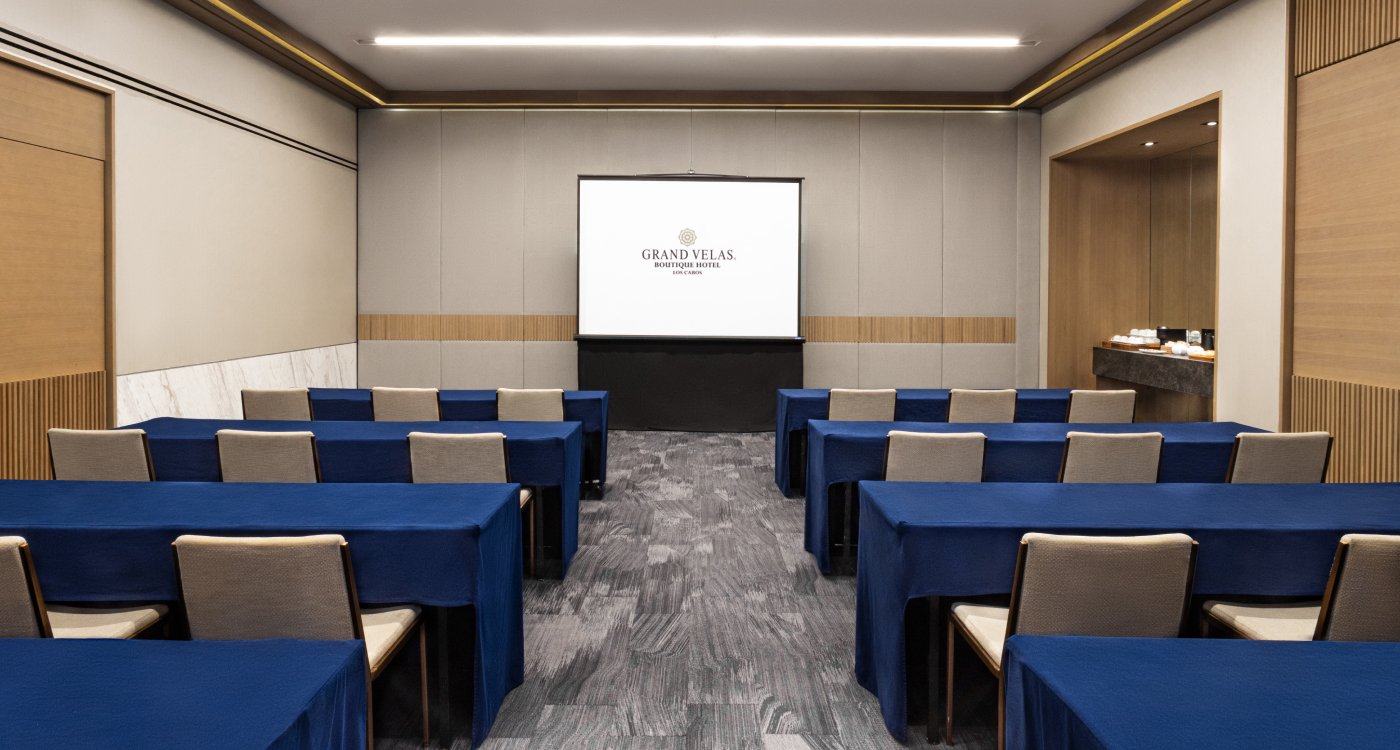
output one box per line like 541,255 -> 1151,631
1066,389 -> 1136,423
1058,431 -> 1164,484
1203,534 -> 1400,642
883,431 -> 987,483
0,536 -> 167,639
47,429 -> 154,482
173,534 -> 427,747
827,389 -> 897,421
409,432 -> 536,575
241,388 -> 312,421
496,388 -> 565,421
371,387 -> 440,422
1226,431 -> 1333,484
946,533 -> 1196,748
947,389 -> 1017,423
215,430 -> 320,483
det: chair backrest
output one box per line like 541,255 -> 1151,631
409,432 -> 508,483
883,431 -> 986,482
828,389 -> 897,421
241,388 -> 312,421
496,388 -> 565,421
1067,389 -> 1136,424
0,537 -> 50,638
1007,532 -> 1196,641
371,387 -> 440,422
1059,431 -> 1163,483
47,429 -> 153,481
216,430 -> 319,483
947,389 -> 1017,423
1226,432 -> 1333,484
1316,534 -> 1400,642
173,534 -> 361,642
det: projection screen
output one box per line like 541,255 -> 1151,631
577,176 -> 801,339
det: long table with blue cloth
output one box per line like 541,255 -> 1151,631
124,416 -> 582,575
309,387 -> 610,495
774,388 -> 1073,497
0,480 -> 525,747
805,420 -> 1264,573
0,639 -> 367,749
1004,636 -> 1400,749
853,481 -> 1400,743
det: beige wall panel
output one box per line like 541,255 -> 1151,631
942,344 -> 1017,388
1041,0 -> 1288,429
523,110 -> 609,314
1015,111 -> 1043,387
358,341 -> 440,388
117,95 -> 356,374
858,112 -> 943,316
442,341 -> 524,389
802,343 -> 859,389
359,110 -> 442,316
690,110 -> 777,176
858,343 -> 942,388
606,109 -> 692,174
523,342 -> 579,389
776,111 -> 860,316
943,112 -> 1018,317
3,0 -> 356,159
441,111 -> 525,314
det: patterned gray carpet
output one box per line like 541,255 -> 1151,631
473,431 -> 994,749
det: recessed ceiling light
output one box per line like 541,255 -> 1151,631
1204,120 -> 1218,127
1142,141 -> 1157,147
364,35 -> 1031,48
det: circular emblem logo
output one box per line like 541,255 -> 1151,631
678,228 -> 697,246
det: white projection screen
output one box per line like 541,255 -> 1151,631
577,176 -> 801,339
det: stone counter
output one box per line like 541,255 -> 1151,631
1092,347 -> 1214,398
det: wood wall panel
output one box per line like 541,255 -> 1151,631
1293,40 -> 1400,389
0,58 -> 107,160
1294,0 -> 1400,76
359,314 -> 578,342
1292,376 -> 1400,482
0,138 -> 107,382
0,371 -> 109,479
1048,159 -> 1152,389
1149,143 -> 1218,329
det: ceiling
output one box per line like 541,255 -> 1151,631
255,0 -> 1145,92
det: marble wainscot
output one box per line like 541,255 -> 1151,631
117,343 -> 357,424
1093,346 -> 1213,421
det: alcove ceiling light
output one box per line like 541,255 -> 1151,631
363,36 -> 1033,48
1204,120 -> 1218,126
1142,141 -> 1157,147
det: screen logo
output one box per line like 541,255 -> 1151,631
678,228 -> 697,246
641,227 -> 735,276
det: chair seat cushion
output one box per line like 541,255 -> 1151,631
1204,600 -> 1321,641
519,487 -> 533,509
47,604 -> 168,639
361,605 -> 421,675
951,602 -> 1010,668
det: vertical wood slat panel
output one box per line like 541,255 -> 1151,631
1294,0 -> 1400,76
0,371 -> 109,479
1292,375 -> 1400,482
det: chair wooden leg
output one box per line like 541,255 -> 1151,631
528,499 -> 536,578
996,675 -> 1006,750
944,618 -> 956,746
419,622 -> 430,747
842,484 -> 855,567
366,679 -> 375,750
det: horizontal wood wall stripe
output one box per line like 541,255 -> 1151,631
1294,0 -> 1400,76
799,316 -> 1016,344
1292,375 -> 1400,482
0,370 -> 108,479
358,314 -> 578,342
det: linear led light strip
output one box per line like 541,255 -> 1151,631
365,36 -> 1030,48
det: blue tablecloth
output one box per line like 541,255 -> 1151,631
774,388 -> 1073,496
853,481 -> 1400,741
1004,636 -> 1400,749
0,639 -> 367,749
124,416 -> 582,573
0,480 -> 524,746
805,420 -> 1264,573
309,388 -> 609,485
